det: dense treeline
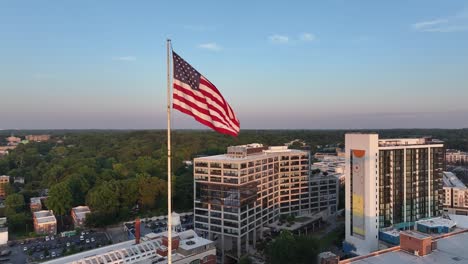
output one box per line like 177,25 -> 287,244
0,129 -> 467,230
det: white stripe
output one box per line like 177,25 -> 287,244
173,89 -> 232,129
173,99 -> 238,133
173,79 -> 240,131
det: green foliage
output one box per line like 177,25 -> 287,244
265,230 -> 320,264
46,182 -> 73,216
5,193 -> 25,216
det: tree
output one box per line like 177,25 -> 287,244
86,181 -> 120,214
46,182 -> 73,226
136,173 -> 166,209
5,193 -> 25,216
265,230 -> 320,264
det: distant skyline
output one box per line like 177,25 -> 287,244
1,1 -> 468,129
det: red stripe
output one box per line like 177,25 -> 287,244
172,94 -> 232,129
173,84 -> 236,130
173,104 -> 238,137
173,83 -> 239,130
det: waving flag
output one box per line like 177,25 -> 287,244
172,51 -> 240,136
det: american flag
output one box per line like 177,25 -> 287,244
172,51 -> 240,136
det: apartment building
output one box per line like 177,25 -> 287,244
0,175 -> 10,198
30,197 -> 44,212
193,144 -> 310,261
71,206 -> 91,228
309,173 -> 339,216
442,171 -> 468,215
446,149 -> 468,164
25,134 -> 51,142
33,210 -> 57,235
344,134 -> 445,255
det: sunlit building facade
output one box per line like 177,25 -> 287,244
193,144 -> 310,261
345,134 -> 444,255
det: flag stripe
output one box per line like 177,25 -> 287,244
173,80 -> 239,131
173,99 -> 238,136
199,77 -> 240,126
172,92 -> 233,130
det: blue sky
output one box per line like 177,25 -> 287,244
1,0 -> 468,129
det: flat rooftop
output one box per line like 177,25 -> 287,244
347,231 -> 468,264
34,210 -> 56,223
378,137 -> 443,147
72,206 -> 91,220
416,217 -> 456,228
443,172 -> 467,189
195,147 -> 307,161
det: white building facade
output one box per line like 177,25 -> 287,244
345,134 -> 445,255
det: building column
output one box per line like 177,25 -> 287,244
237,236 -> 241,260
253,229 -> 257,249
428,147 -> 431,218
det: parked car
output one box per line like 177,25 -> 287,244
85,239 -> 90,244
91,237 -> 95,243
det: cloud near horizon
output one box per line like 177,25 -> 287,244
299,32 -> 316,42
198,43 -> 222,51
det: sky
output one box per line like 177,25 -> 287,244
1,0 -> 468,129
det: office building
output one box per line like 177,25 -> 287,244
0,175 -> 10,198
6,136 -> 21,146
71,206 -> 91,228
33,210 -> 57,235
344,134 -> 444,255
193,144 -> 310,261
442,171 -> 468,215
310,172 -> 339,216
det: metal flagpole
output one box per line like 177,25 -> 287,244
166,38 -> 173,264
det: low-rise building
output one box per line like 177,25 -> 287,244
0,176 -> 10,198
71,206 -> 91,228
6,136 -> 21,146
43,229 -> 216,264
0,217 -> 7,246
442,171 -> 468,215
33,210 -> 57,235
340,229 -> 468,264
13,176 -> 25,184
25,134 -> 51,142
0,146 -> 17,156
30,197 -> 44,212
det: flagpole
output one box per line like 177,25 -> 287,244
166,38 -> 173,264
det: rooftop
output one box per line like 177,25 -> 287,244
345,231 -> 468,264
34,210 -> 56,224
443,172 -> 467,189
195,145 -> 307,161
416,217 -> 457,229
72,206 -> 91,220
378,137 -> 443,147
43,229 -> 214,264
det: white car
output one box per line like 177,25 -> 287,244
85,239 -> 90,244
51,252 -> 56,257
45,236 -> 50,241
23,246 -> 27,251
66,242 -> 71,247
51,236 -> 55,240
91,237 -> 95,242
80,236 -> 84,241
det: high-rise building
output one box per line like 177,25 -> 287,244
344,134 -> 445,255
193,144 -> 310,261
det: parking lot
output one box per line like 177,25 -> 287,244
7,230 -> 109,263
125,214 -> 194,238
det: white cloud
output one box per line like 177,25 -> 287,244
112,56 -> 136,61
299,32 -> 316,42
412,10 -> 468,32
269,34 -> 289,44
198,43 -> 222,51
